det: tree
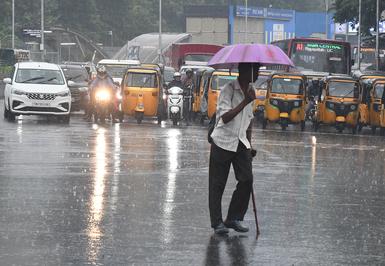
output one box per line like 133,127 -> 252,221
334,0 -> 385,36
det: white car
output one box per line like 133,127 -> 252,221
3,62 -> 73,123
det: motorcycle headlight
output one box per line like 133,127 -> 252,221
95,90 -> 111,101
350,105 -> 356,111
13,89 -> 26,95
57,91 -> 70,97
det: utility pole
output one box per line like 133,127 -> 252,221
358,0 -> 362,69
41,0 -> 45,61
158,0 -> 162,63
12,0 -> 15,49
376,0 -> 380,71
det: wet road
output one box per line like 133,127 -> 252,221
1,103 -> 385,265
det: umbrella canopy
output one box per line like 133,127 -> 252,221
208,43 -> 294,69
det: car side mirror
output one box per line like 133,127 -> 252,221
3,78 -> 12,84
67,80 -> 76,87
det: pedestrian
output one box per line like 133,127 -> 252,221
208,62 -> 259,234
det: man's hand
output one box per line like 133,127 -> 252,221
245,87 -> 256,103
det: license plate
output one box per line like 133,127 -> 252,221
32,102 -> 50,107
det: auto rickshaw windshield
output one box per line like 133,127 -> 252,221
254,75 -> 269,89
271,78 -> 303,94
328,81 -> 358,98
374,83 -> 385,99
126,72 -> 158,88
211,75 -> 237,91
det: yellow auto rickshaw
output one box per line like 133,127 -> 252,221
358,78 -> 385,135
314,76 -> 360,134
192,68 -> 214,121
121,65 -> 163,124
354,72 -> 385,132
253,70 -> 271,122
206,70 -> 238,119
263,73 -> 307,131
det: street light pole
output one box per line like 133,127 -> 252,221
12,0 -> 15,49
245,0 -> 248,43
376,0 -> 380,71
158,0 -> 162,63
41,0 -> 45,61
358,0 -> 362,69
325,0 -> 329,39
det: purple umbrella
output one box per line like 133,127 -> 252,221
208,43 -> 294,69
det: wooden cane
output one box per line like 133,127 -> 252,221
251,186 -> 260,239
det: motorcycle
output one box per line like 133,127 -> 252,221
167,86 -> 184,126
92,85 -> 122,123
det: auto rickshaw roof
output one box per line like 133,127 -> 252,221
270,72 -> 306,80
352,70 -> 385,79
125,67 -> 159,74
371,78 -> 385,85
323,75 -> 357,83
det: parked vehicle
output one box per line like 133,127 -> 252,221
3,62 -> 72,123
60,64 -> 89,112
263,73 -> 307,131
313,76 -> 360,134
167,86 -> 184,125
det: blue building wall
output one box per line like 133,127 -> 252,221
295,12 -> 328,38
264,17 -> 296,44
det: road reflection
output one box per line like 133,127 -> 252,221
204,235 -> 248,266
86,127 -> 107,262
111,124 -> 121,212
161,128 -> 180,244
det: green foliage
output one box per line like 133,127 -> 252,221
334,0 -> 385,36
0,0 -> 328,47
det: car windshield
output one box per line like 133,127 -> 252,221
126,72 -> 158,88
61,67 -> 88,83
328,81 -> 358,98
271,78 -> 303,94
211,75 -> 237,91
374,83 -> 385,99
15,69 -> 65,85
103,65 -> 128,78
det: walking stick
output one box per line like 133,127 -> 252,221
251,186 -> 260,239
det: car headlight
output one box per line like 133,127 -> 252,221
13,89 -> 26,95
95,90 -> 111,101
57,91 -> 70,97
350,105 -> 356,111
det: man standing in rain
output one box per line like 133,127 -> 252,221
209,62 -> 258,234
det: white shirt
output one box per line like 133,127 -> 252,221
211,79 -> 254,152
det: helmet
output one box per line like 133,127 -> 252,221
97,65 -> 106,74
173,72 -> 181,78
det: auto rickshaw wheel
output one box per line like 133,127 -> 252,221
172,118 -> 178,126
262,119 -> 267,129
313,121 -> 319,132
136,112 -> 143,124
371,126 -> 377,135
300,121 -> 306,131
157,115 -> 162,125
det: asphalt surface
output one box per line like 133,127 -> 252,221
1,102 -> 385,265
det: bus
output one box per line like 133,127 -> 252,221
0,48 -> 30,66
271,38 -> 352,75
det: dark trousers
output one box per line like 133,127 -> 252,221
209,142 -> 253,228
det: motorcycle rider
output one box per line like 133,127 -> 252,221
168,72 -> 183,89
86,65 -> 117,121
182,68 -> 194,125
